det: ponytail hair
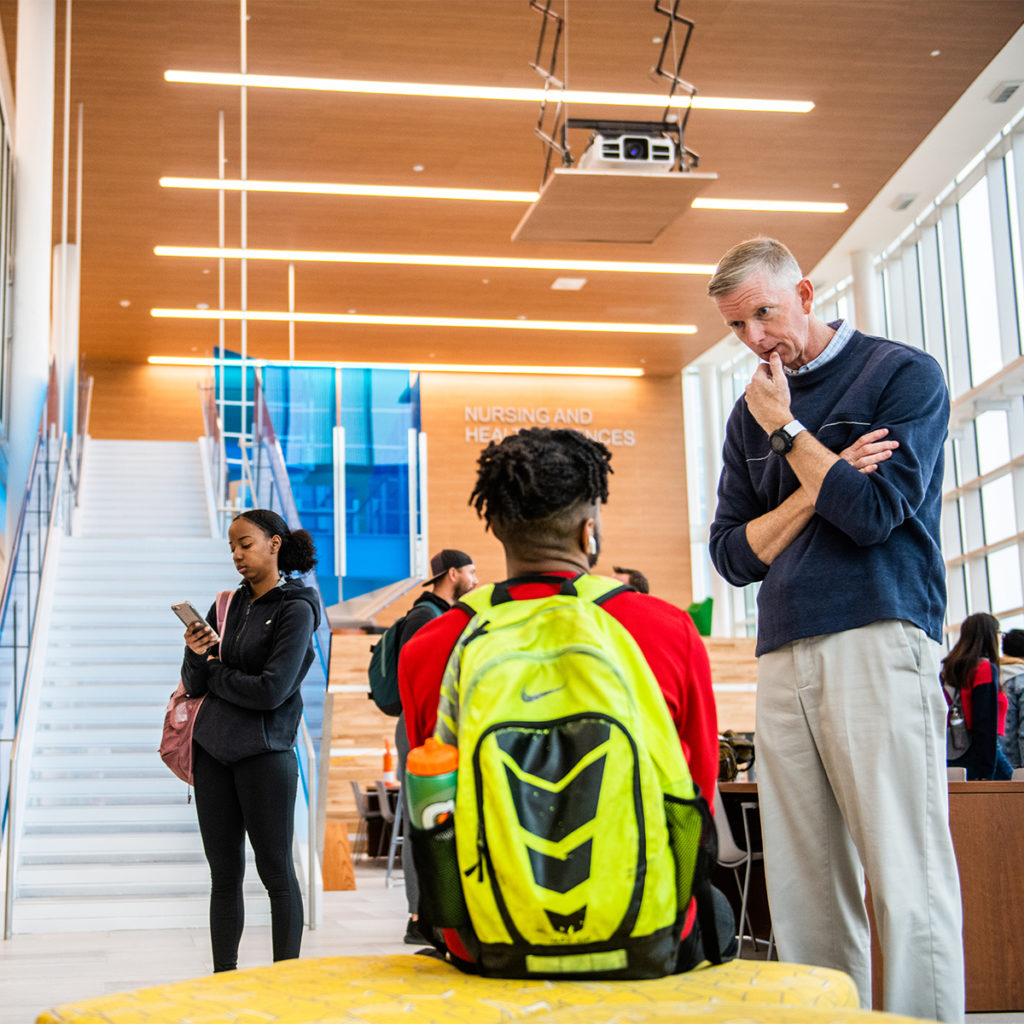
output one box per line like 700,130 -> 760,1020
234,509 -> 318,576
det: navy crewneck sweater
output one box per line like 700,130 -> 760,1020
710,329 -> 949,656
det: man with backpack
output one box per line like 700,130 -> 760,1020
388,549 -> 477,944
399,427 -> 732,978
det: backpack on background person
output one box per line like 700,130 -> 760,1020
414,573 -> 718,980
367,603 -> 442,716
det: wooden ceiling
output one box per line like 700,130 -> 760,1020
5,1 -> 1024,376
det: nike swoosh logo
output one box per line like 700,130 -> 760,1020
521,684 -> 566,702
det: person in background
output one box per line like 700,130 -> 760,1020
944,612 -> 1011,781
999,628 -> 1024,770
395,548 -> 477,945
181,509 -> 320,972
707,236 -> 962,1021
612,565 -> 650,593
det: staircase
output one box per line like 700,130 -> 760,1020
11,440 -> 273,933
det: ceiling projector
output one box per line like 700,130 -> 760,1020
577,132 -> 676,173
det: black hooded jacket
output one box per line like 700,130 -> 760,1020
182,578 -> 321,763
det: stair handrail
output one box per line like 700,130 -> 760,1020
3,429 -> 69,939
250,375 -> 330,931
251,375 -> 331,684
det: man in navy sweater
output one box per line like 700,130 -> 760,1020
708,238 -> 963,1023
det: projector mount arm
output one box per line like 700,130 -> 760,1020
527,0 -> 701,185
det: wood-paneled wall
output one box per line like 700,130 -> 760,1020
87,361 -> 208,440
418,371 -> 694,611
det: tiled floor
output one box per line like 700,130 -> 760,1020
3,860 -> 1023,1024
2,860 -> 411,1024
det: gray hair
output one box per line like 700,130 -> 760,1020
707,237 -> 804,298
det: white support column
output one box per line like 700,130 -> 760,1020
850,249 -> 883,336
7,0 -> 55,545
699,363 -> 730,635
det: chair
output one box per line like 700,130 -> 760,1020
713,783 -> 773,957
947,766 -> 967,782
350,781 -> 384,859
377,780 -> 404,887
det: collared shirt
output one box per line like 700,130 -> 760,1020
785,319 -> 853,376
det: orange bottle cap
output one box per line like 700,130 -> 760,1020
406,736 -> 459,776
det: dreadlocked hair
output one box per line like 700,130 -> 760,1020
469,428 -> 612,541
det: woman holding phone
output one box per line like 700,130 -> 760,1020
180,509 -> 320,972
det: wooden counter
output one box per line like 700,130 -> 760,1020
719,780 -> 1024,1012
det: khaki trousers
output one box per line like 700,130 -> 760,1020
756,620 -> 964,1023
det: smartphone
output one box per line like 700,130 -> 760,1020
171,601 -> 220,643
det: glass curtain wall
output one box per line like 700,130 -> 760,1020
685,110 -> 1024,638
219,361 -> 420,607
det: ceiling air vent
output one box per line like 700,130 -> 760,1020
989,81 -> 1022,104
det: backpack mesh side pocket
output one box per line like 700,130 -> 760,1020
664,791 -> 716,914
410,817 -> 470,929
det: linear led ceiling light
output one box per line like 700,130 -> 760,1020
159,176 -> 539,203
164,70 -> 814,114
692,198 -> 849,213
147,355 -> 644,377
150,308 -> 696,334
158,178 -> 845,215
154,245 -> 716,276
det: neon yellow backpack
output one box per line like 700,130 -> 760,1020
433,573 -> 718,979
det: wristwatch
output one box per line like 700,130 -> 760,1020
769,419 -> 806,455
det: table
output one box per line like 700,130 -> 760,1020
718,780 -> 1024,1012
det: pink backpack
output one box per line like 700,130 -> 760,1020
160,589 -> 235,785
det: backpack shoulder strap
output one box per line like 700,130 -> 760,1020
457,574 -> 629,616
215,590 -> 236,635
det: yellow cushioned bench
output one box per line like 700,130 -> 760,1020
37,953 -> 885,1024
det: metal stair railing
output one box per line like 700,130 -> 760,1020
2,364 -> 91,939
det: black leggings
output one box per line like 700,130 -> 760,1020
193,744 -> 303,971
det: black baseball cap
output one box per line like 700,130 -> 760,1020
424,549 -> 473,587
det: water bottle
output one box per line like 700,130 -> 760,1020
382,738 -> 396,784
405,737 -> 458,829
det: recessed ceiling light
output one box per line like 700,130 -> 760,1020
164,70 -> 815,114
552,277 -> 587,290
930,50 -> 941,57
196,302 -> 209,310
155,244 -> 716,275
150,307 -> 697,334
412,164 -> 425,173
119,299 -> 131,308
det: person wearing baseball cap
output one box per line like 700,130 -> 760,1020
394,547 -> 477,946
423,548 -> 476,589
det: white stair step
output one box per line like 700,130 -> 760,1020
42,664 -> 182,683
11,895 -> 270,934
26,776 -> 189,798
22,805 -> 200,828
20,830 -> 203,856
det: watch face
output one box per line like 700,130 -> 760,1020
770,430 -> 792,455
